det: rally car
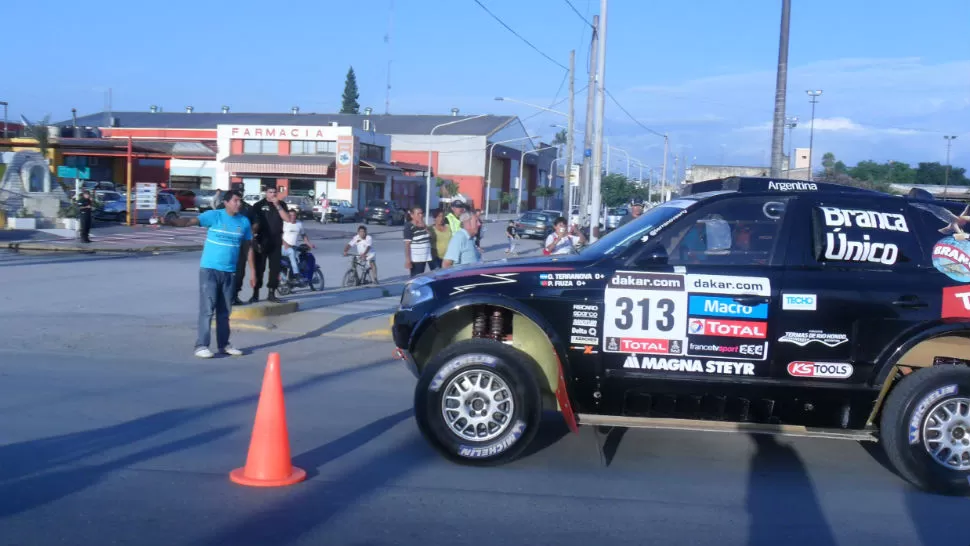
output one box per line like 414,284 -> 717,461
391,176 -> 970,495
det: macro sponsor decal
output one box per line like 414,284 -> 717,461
458,420 -> 526,458
778,330 -> 848,348
908,385 -> 958,445
942,286 -> 970,318
539,271 -> 604,288
608,271 -> 684,290
786,361 -> 854,379
430,354 -> 498,391
687,336 -> 767,361
688,295 -> 768,319
571,304 -> 601,346
932,237 -> 970,283
782,293 -> 817,311
820,206 -> 909,232
605,337 -> 682,355
768,181 -> 817,191
622,355 -> 755,376
448,273 -> 519,295
687,318 -> 767,339
685,274 -> 771,296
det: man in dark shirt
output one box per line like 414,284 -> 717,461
617,198 -> 645,229
249,188 -> 290,303
77,190 -> 93,243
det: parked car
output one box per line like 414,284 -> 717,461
194,189 -> 220,211
363,199 -> 407,225
391,176 -> 970,496
283,195 -> 315,220
314,198 -> 359,223
514,210 -> 557,239
601,206 -> 629,232
94,191 -> 181,224
159,189 -> 197,211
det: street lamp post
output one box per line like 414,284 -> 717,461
785,116 -> 798,172
0,101 -> 7,139
425,113 -> 488,215
806,90 -> 822,181
518,145 -> 558,215
485,135 -> 540,218
944,135 -> 958,198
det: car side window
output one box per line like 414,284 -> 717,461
809,199 -> 921,268
658,196 -> 790,267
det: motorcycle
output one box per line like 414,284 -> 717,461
277,244 -> 325,295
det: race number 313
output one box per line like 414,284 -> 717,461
614,297 -> 676,332
603,272 -> 688,348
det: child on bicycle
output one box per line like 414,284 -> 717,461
343,225 -> 379,284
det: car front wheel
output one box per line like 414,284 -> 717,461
881,364 -> 970,495
414,339 -> 542,466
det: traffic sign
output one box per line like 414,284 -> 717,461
584,149 -> 592,158
57,166 -> 90,180
135,183 -> 157,211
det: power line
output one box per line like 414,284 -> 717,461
562,0 -> 594,27
604,87 -> 665,138
472,0 -> 569,71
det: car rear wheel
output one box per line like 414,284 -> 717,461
880,364 -> 970,495
414,339 -> 542,466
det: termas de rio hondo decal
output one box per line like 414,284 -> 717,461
913,203 -> 970,282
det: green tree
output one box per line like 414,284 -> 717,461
340,66 -> 360,114
552,129 -> 568,146
500,191 -> 514,213
436,177 -> 458,198
533,185 -> 557,209
601,173 -> 647,207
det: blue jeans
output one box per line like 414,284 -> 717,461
197,268 -> 235,350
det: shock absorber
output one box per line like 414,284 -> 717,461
473,309 -> 488,338
490,309 -> 505,341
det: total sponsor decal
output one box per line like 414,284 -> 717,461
687,337 -> 767,361
688,295 -> 768,319
778,330 -> 848,348
606,337 -> 682,355
685,274 -> 770,296
942,286 -> 970,318
908,384 -> 958,445
458,420 -> 527,458
687,318 -> 767,339
786,361 -> 854,379
782,293 -> 817,311
623,355 -> 755,376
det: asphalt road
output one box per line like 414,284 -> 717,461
0,233 -> 967,545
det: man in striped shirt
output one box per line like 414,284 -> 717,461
404,206 -> 434,277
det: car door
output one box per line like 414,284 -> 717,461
776,194 -> 936,384
600,194 -> 793,381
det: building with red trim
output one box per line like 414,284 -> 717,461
58,108 -> 563,213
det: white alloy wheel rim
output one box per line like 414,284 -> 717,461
440,368 -> 515,443
921,397 -> 970,471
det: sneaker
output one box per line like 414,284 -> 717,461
220,345 -> 243,356
195,347 -> 214,358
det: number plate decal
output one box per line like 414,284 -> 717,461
603,272 -> 688,354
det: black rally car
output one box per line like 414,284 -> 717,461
391,176 -> 970,495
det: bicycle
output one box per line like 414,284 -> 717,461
277,244 -> 325,296
342,252 -> 376,287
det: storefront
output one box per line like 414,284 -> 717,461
215,124 -> 395,209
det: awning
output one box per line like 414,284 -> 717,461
222,154 -> 335,176
360,159 -> 403,173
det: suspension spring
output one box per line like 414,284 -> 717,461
490,309 -> 505,341
472,309 -> 488,338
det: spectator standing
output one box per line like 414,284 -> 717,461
429,208 -> 452,270
442,211 -> 482,268
249,188 -> 290,303
217,189 -> 254,305
160,190 -> 255,358
544,216 -> 587,255
77,190 -> 93,243
472,209 -> 485,252
403,206 -> 434,276
505,220 -> 519,255
617,198 -> 645,228
445,201 -> 465,233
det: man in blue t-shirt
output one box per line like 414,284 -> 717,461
161,190 -> 255,358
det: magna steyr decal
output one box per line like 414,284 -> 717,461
623,355 -> 755,376
449,273 -> 519,295
778,330 -> 848,348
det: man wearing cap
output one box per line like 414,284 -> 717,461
442,211 -> 482,268
445,200 -> 465,233
617,199 -> 645,228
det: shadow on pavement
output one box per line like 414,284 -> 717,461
292,408 -> 414,479
201,428 -> 432,545
0,427 -> 234,520
245,311 -> 397,352
745,434 -> 837,546
905,486 -> 970,544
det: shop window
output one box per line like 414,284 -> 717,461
291,141 -> 336,155
243,140 -> 279,154
360,143 -> 385,161
317,141 -> 336,154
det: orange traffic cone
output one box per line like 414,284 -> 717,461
230,352 -> 307,487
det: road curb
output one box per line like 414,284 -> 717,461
230,301 -> 299,321
4,241 -> 204,253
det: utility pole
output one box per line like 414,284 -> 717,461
589,0 -> 608,242
578,14 -> 599,229
944,135 -> 958,198
769,0 -> 791,178
806,90 -> 822,181
566,49 -> 576,219
659,135 -> 669,202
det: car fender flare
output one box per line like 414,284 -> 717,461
408,293 -> 579,434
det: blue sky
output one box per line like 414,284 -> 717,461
6,0 -> 968,175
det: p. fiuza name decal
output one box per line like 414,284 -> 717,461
623,355 -> 755,376
768,181 -> 817,191
821,206 -> 909,232
824,232 -> 899,265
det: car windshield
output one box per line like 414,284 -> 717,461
581,199 -> 699,257
608,207 -> 628,216
100,192 -> 121,201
